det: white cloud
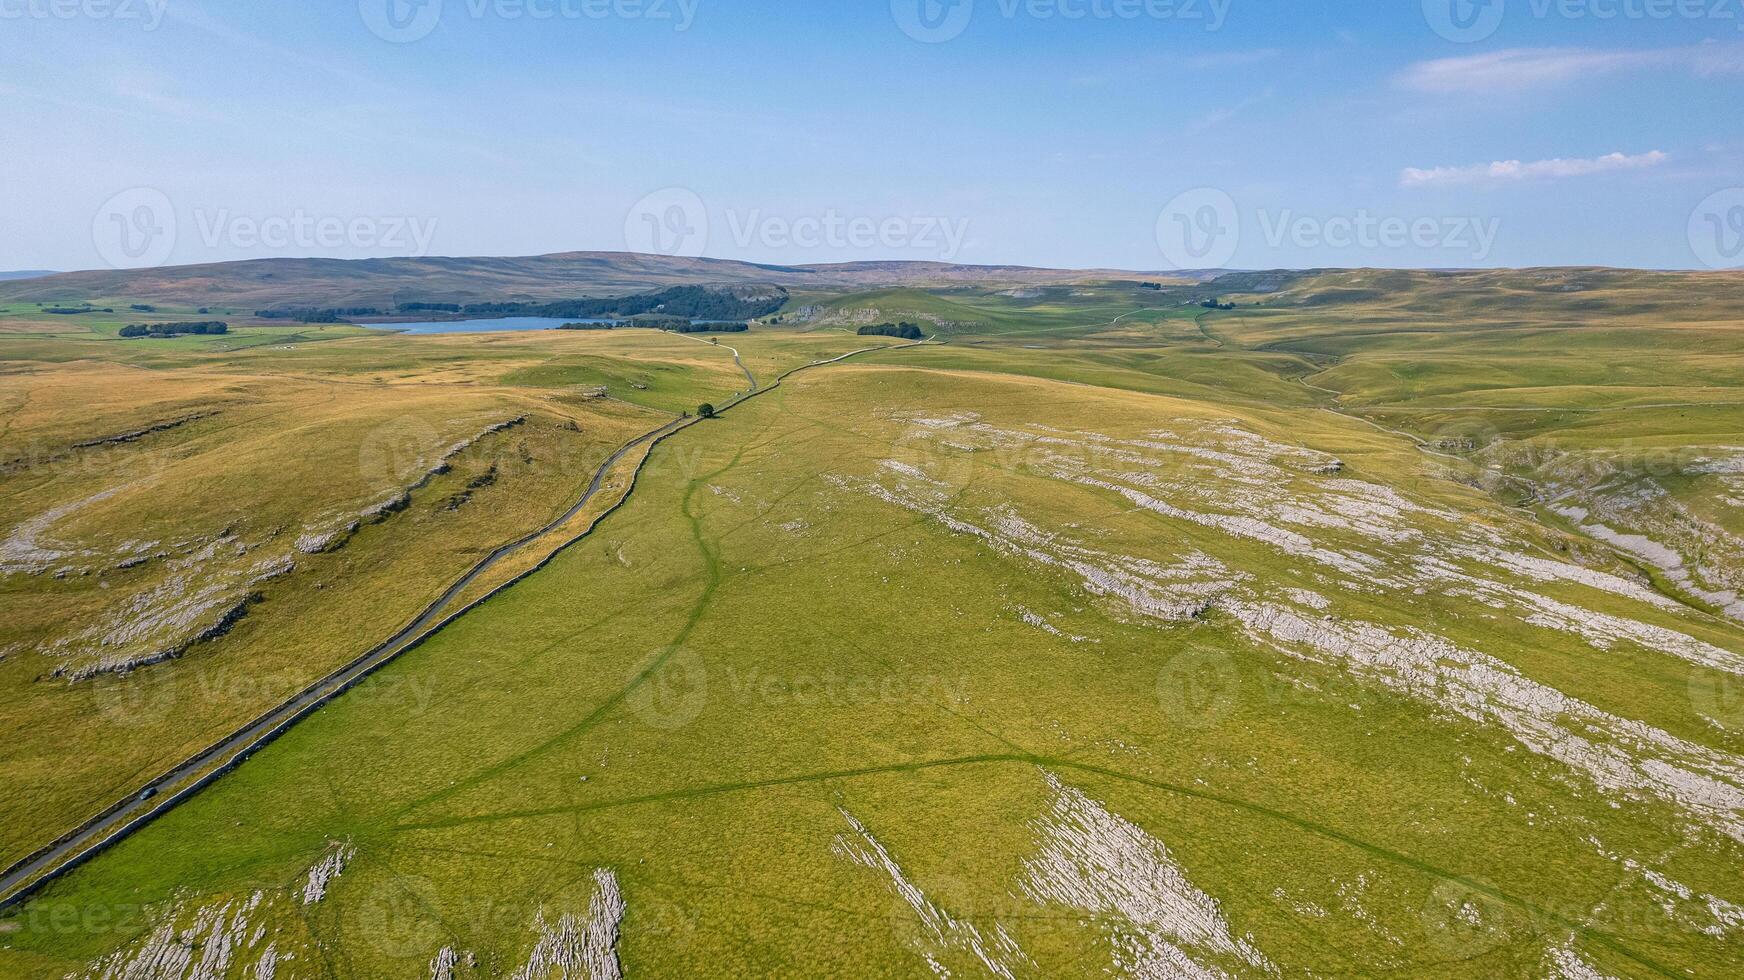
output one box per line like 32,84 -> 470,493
1187,87 -> 1275,135
1398,43 -> 1744,94
1401,151 -> 1669,188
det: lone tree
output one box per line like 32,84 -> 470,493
697,403 -> 716,419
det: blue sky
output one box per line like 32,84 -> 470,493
2,0 -> 1741,271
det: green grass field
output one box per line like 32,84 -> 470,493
4,273 -> 1744,978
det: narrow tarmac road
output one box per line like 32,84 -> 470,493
0,335 -> 922,911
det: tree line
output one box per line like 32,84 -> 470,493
857,322 -> 925,340
255,307 -> 384,322
557,319 -> 749,334
456,285 -> 788,321
119,321 -> 229,338
248,286 -> 789,326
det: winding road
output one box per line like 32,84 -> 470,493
672,331 -> 756,394
0,334 -> 925,911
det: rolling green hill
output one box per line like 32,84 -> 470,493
0,253 -> 1196,311
4,269 -> 1744,978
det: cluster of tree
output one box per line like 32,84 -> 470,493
119,321 -> 229,338
129,304 -> 157,312
857,322 -> 925,340
1138,282 -> 1163,291
255,307 -> 384,322
558,317 -> 748,334
461,285 -> 788,322
44,307 -> 111,314
665,321 -> 748,334
1199,299 -> 1236,311
245,287 -> 786,327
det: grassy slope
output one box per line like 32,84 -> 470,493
1202,268 -> 1744,622
5,275 -> 1744,977
0,314 -> 781,869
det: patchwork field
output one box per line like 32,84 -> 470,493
2,270 -> 1743,978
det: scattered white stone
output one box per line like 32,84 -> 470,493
301,841 -> 355,905
850,472 -> 1237,623
1279,588 -> 1331,611
1467,547 -> 1678,612
1516,591 -> 1744,675
510,868 -> 626,980
1615,857 -> 1744,938
51,542 -> 295,681
879,459 -> 944,485
1553,505 -> 1744,622
845,412 -> 1744,849
891,412 -> 982,430
1225,600 -> 1744,844
834,808 -> 1032,979
1016,606 -> 1095,644
1066,474 -> 1379,578
1019,772 -> 1275,979
294,520 -> 361,556
81,892 -> 272,980
1544,943 -> 1612,979
0,484 -> 130,575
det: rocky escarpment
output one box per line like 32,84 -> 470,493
845,412 -> 1744,854
8,414 -> 531,682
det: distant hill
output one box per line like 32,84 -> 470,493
0,252 -> 1197,308
0,270 -> 55,282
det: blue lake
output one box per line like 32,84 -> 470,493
382,317 -> 612,335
